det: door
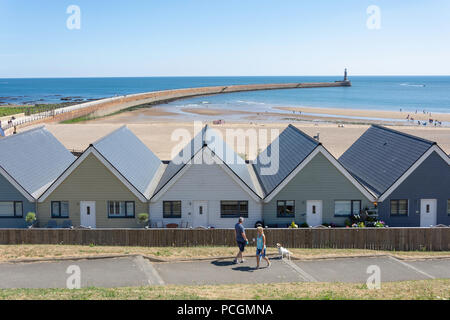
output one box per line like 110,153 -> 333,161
80,201 -> 96,228
192,201 -> 208,227
306,200 -> 322,227
420,199 -> 437,227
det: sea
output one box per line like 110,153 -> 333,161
0,76 -> 449,115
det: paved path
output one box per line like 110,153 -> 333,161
0,256 -> 449,288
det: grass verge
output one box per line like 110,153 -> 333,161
0,280 -> 448,300
1,245 -> 449,262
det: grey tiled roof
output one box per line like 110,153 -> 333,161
253,124 -> 320,197
153,126 -> 260,198
154,126 -> 206,196
0,126 -> 76,198
339,125 -> 435,196
93,126 -> 162,198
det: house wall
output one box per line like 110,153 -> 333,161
377,151 -> 450,227
38,153 -> 147,228
263,152 -> 373,226
149,160 -> 262,229
0,173 -> 34,228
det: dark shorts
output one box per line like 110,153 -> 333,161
237,241 -> 246,252
256,247 -> 266,258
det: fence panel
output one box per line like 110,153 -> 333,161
0,228 -> 448,251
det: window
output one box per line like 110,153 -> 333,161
107,201 -> 135,218
51,201 -> 69,218
447,200 -> 450,215
334,200 -> 361,217
0,201 -> 23,218
163,201 -> 181,218
221,201 -> 248,218
277,201 -> 295,217
390,199 -> 408,216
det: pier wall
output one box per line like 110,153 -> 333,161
2,81 -> 351,132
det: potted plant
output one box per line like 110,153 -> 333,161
137,213 -> 149,227
25,212 -> 36,228
289,221 -> 298,229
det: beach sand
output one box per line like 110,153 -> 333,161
42,122 -> 450,161
277,106 -> 450,123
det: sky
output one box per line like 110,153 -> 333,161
1,0 -> 449,78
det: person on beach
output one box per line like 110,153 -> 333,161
233,217 -> 248,264
255,226 -> 271,269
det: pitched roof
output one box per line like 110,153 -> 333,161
92,126 -> 162,198
154,126 -> 206,196
0,126 -> 76,198
253,124 -> 320,197
153,125 -> 261,198
339,125 -> 435,196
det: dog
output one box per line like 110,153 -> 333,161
276,243 -> 291,260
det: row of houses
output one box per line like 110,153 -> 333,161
0,124 -> 449,229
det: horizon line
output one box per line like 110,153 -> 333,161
1,74 -> 450,80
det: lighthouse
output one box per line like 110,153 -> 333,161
344,68 -> 348,81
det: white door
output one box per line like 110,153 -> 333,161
420,199 -> 437,227
192,201 -> 208,227
80,201 -> 96,228
306,200 -> 322,227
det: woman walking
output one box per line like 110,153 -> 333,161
256,226 -> 271,269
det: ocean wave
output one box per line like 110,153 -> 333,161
400,83 -> 426,87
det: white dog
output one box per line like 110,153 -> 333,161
276,243 -> 291,260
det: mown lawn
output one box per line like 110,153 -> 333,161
1,244 -> 449,262
0,280 -> 448,300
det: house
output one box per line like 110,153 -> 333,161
0,126 -> 76,228
149,125 -> 263,228
339,125 -> 450,227
253,124 -> 376,227
38,126 -> 163,228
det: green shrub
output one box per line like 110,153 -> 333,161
137,213 -> 149,225
25,212 -> 36,225
300,222 -> 309,228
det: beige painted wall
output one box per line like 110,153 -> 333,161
38,153 -> 147,228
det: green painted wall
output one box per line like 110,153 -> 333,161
263,152 -> 372,226
38,153 -> 147,228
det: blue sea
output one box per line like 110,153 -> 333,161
0,76 -> 449,114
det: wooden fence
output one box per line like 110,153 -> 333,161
0,228 -> 449,251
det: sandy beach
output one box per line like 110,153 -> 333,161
82,103 -> 450,128
40,121 -> 450,161
277,106 -> 450,123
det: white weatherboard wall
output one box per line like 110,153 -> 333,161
150,154 -> 262,228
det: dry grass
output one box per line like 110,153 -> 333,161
0,280 -> 448,300
1,245 -> 449,262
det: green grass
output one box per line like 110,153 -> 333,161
0,103 -> 77,117
0,280 -> 448,300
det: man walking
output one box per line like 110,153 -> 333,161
234,217 -> 248,264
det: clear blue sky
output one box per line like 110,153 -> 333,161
1,0 -> 449,77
